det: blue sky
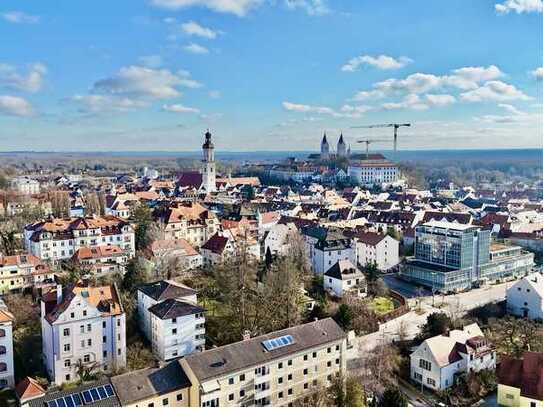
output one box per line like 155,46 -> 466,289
1,0 -> 543,152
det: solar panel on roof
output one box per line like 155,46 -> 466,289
81,391 -> 92,404
47,400 -> 57,407
89,388 -> 99,401
103,385 -> 114,397
97,387 -> 107,399
57,398 -> 66,407
262,334 -> 295,351
65,396 -> 75,407
72,394 -> 82,406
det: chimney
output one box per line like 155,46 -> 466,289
242,330 -> 251,341
56,284 -> 63,305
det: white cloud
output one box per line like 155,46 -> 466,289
531,67 -> 543,80
355,65 -> 505,101
282,101 -> 368,118
460,81 -> 531,102
284,0 -> 329,15
382,94 -> 429,111
92,66 -> 200,99
0,95 -> 34,116
181,21 -> 218,39
475,104 -> 530,123
495,0 -> 543,14
208,90 -> 221,99
342,55 -> 412,72
1,11 -> 40,24
0,63 -> 47,93
150,0 -> 262,17
498,103 -> 525,115
70,95 -> 147,114
350,89 -> 386,102
139,55 -> 163,68
176,70 -> 203,88
425,94 -> 456,106
183,43 -> 210,54
163,103 -> 200,113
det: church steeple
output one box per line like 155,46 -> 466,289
202,130 -> 216,192
337,132 -> 347,157
320,132 -> 330,160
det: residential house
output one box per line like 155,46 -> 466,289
497,352 -> 543,407
410,323 -> 496,391
72,246 -> 128,276
353,231 -> 400,271
0,300 -> 15,388
506,273 -> 543,320
323,260 -> 366,298
40,282 -> 126,385
0,254 -> 54,294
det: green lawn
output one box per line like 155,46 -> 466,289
369,296 -> 396,315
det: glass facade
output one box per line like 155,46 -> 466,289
402,222 -> 533,292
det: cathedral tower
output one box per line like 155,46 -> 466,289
320,132 -> 330,160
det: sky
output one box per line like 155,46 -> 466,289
1,0 -> 543,152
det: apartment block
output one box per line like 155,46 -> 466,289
40,282 -> 126,385
180,318 -> 347,407
24,216 -> 135,264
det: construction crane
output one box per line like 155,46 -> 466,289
356,139 -> 390,159
351,123 -> 411,152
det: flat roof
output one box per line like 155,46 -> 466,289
422,220 -> 479,231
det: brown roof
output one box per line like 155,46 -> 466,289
498,352 -> 543,401
149,239 -> 199,257
44,282 -> 123,324
201,233 -> 229,255
73,245 -> 124,261
16,377 -> 46,401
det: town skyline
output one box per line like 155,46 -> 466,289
1,0 -> 543,151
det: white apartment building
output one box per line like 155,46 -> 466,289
181,318 -> 348,407
154,202 -> 220,248
0,300 -> 15,389
324,260 -> 367,298
0,254 -> 55,294
137,280 -> 204,361
10,176 -> 40,195
304,228 -> 356,275
147,239 -> 203,271
40,282 -> 126,385
24,216 -> 135,264
410,323 -> 496,391
149,299 -> 206,361
354,232 -> 400,271
347,154 -> 400,187
506,273 -> 543,319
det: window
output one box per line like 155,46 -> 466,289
427,378 -> 436,386
505,394 -> 514,400
103,321 -> 106,329
419,359 -> 432,371
87,324 -> 91,332
66,374 -> 70,381
70,312 -> 75,318
172,328 -> 177,335
228,394 -> 234,401
87,339 -> 92,346
278,362 -> 283,369
327,347 -> 331,353
240,389 -> 245,397
288,389 -> 293,395
162,399 -> 168,406
303,383 -> 308,389
278,377 -> 283,384
148,403 -> 154,407
240,374 -> 245,381
288,360 -> 292,366
414,372 -> 422,381
312,352 -> 317,358
288,374 -> 292,381
278,392 -> 284,399
327,361 -> 331,367
530,402 -> 536,407
228,377 -> 234,385
83,310 -> 87,316
303,368 -> 308,375
64,359 -> 71,367
176,394 -> 183,401
63,328 -> 70,336
84,354 -> 90,363
64,344 -> 70,352
303,354 -> 308,361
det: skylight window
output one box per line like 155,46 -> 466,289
262,335 -> 295,351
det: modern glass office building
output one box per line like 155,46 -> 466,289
401,221 -> 534,293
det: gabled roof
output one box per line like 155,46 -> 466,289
324,260 -> 364,281
183,318 -> 345,382
177,171 -> 203,189
498,352 -> 543,401
16,377 -> 46,401
111,362 -> 190,405
148,298 -> 205,320
201,233 -> 229,255
422,211 -> 472,225
137,280 -> 196,301
353,231 -> 388,246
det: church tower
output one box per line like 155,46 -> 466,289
337,133 -> 347,157
202,130 -> 216,193
320,132 -> 330,160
